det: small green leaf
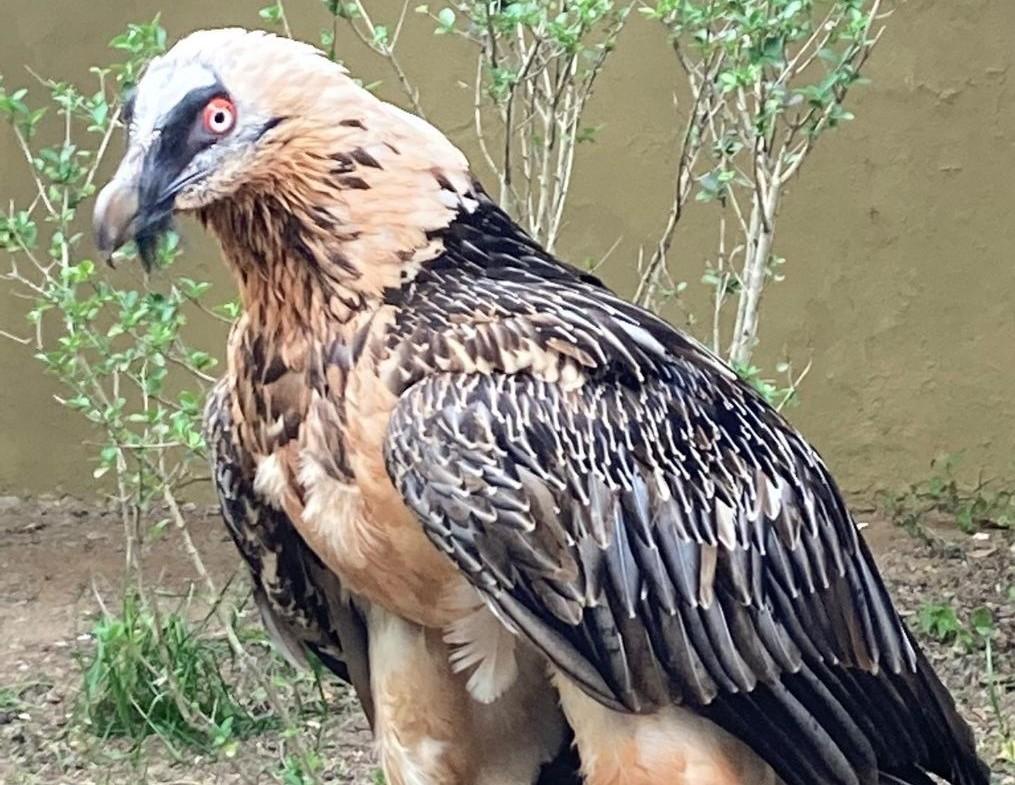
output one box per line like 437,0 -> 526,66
436,7 -> 456,32
259,2 -> 283,24
969,607 -> 994,638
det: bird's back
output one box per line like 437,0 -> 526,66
378,192 -> 989,785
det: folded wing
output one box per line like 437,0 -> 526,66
385,357 -> 986,785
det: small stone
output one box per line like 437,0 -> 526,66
0,495 -> 20,512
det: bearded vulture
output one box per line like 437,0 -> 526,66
93,27 -> 988,785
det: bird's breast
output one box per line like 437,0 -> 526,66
297,438 -> 463,628
292,326 -> 463,629
232,307 -> 463,630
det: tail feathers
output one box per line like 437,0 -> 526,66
879,768 -> 936,785
255,587 -> 314,670
909,643 -> 991,785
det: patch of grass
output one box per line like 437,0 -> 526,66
916,602 -> 995,651
917,602 -> 972,648
280,751 -> 323,785
917,600 -> 1012,766
0,685 -> 20,711
76,592 -> 274,756
0,680 -> 51,713
880,453 -> 1015,539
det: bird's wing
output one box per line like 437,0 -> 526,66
205,377 -> 374,725
384,359 -> 985,785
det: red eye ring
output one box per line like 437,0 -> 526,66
203,97 -> 236,135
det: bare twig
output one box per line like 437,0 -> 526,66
648,1 -> 884,373
346,0 -> 426,117
776,356 -> 813,412
634,63 -> 718,309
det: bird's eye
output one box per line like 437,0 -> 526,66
203,97 -> 236,136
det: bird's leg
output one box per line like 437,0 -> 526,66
368,608 -> 476,785
552,673 -> 781,785
367,607 -> 568,785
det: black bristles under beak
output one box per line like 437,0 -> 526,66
135,213 -> 176,272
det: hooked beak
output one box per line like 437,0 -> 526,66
93,163 -> 140,265
93,145 -> 199,271
93,147 -> 173,271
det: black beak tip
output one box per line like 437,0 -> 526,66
93,227 -> 124,270
93,223 -> 121,261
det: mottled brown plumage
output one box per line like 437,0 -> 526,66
94,28 -> 988,785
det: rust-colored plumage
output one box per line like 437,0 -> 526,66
94,28 -> 988,785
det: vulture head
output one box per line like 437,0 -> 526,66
94,28 -> 475,300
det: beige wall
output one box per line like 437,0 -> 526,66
0,0 -> 1012,496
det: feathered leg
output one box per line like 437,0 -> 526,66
368,608 -> 569,785
553,673 -> 780,785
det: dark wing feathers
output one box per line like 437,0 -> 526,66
383,201 -> 988,785
204,378 -> 375,725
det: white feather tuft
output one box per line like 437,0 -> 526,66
253,453 -> 288,506
443,585 -> 519,704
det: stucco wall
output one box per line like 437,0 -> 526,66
0,0 -> 1012,496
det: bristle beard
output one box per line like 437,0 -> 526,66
135,212 -> 176,272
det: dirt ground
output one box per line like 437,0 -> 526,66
0,495 -> 1011,784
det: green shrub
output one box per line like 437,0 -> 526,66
78,593 -> 273,755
